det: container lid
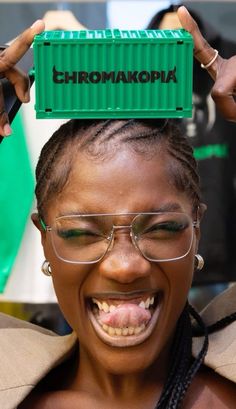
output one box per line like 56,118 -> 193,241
34,28 -> 192,43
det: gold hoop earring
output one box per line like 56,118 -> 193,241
41,260 -> 52,276
195,254 -> 204,271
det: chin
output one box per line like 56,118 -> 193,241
82,335 -> 165,376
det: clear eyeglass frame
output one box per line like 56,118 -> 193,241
40,212 -> 199,264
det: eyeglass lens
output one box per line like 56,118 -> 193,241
50,213 -> 193,263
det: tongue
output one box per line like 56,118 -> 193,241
98,303 -> 151,328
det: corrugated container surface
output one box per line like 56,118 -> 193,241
33,29 -> 193,119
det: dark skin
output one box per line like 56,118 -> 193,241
0,6 -> 236,138
185,368 -> 236,409
0,19 -> 44,136
19,369 -> 236,409
177,6 -> 236,122
19,146 -> 236,408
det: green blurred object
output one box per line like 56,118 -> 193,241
0,113 -> 34,293
33,29 -> 193,119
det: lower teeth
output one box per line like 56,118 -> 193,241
91,300 -> 155,337
101,323 -> 146,336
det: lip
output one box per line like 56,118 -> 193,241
87,291 -> 162,348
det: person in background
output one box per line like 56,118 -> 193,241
148,4 -> 236,307
0,19 -> 44,136
178,6 -> 236,122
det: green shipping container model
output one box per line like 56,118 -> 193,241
33,29 -> 193,119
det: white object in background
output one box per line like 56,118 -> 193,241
43,10 -> 86,30
107,1 -> 170,29
0,84 -> 65,303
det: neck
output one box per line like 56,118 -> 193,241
78,344 -> 171,398
67,305 -> 196,408
67,324 -> 178,409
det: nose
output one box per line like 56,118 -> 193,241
98,233 -> 151,284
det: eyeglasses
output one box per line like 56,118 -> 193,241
40,212 -> 199,264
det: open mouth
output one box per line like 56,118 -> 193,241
87,292 -> 162,347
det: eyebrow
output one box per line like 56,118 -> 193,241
57,208 -> 96,218
56,202 -> 183,218
149,203 -> 183,213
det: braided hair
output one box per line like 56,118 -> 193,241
35,118 -> 207,408
35,118 -> 200,219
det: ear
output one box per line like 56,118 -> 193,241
194,202 -> 207,246
31,212 -> 47,245
198,202 -> 207,221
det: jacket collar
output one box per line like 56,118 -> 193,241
192,283 -> 236,383
0,313 -> 77,409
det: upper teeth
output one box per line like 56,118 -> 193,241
92,296 -> 155,313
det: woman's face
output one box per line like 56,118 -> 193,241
38,146 -> 200,375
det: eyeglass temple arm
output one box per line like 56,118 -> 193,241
39,218 -> 47,231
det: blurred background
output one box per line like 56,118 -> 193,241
0,0 -> 235,333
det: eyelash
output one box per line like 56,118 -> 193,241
57,229 -> 96,238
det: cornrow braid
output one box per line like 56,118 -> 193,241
193,311 -> 236,336
35,120 -> 76,216
154,303 -> 208,409
121,119 -> 200,210
155,304 -> 192,409
172,305 -> 208,407
207,312 -> 236,334
164,122 -> 200,211
35,118 -> 201,218
89,119 -> 136,143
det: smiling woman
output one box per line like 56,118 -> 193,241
2,6 -> 236,408
7,117 -> 230,409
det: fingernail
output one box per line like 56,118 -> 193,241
24,92 -> 30,103
181,6 -> 190,15
31,20 -> 44,33
31,20 -> 41,28
3,123 -> 12,136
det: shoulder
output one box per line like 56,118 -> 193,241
0,313 -> 77,409
184,366 -> 236,408
193,284 -> 236,384
0,311 -> 57,334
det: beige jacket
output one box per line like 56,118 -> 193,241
1,284 -> 236,409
